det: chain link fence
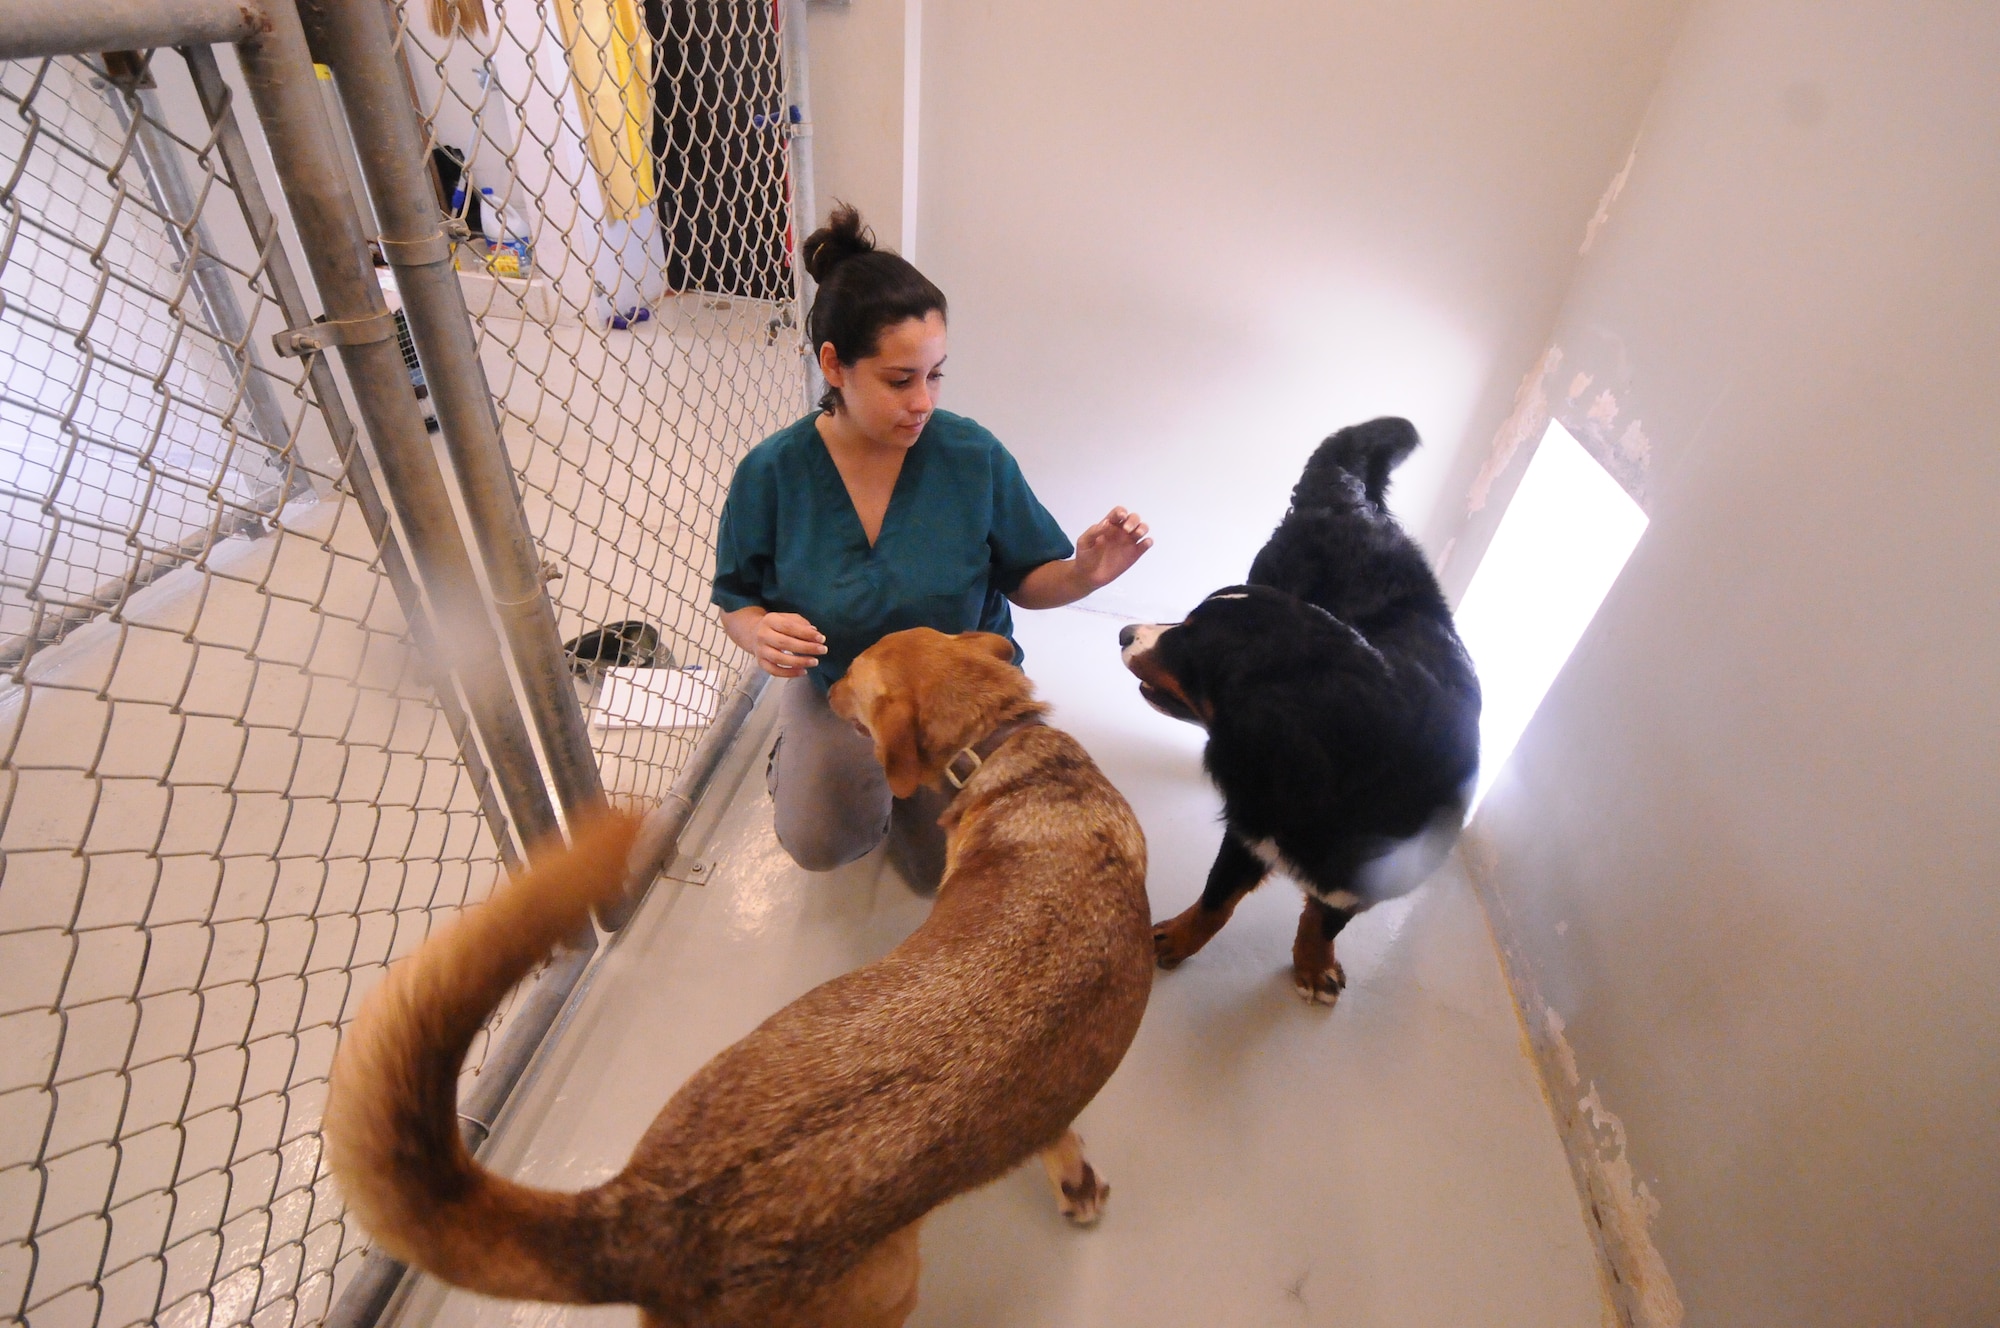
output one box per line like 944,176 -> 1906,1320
395,0 -> 808,802
1,5 -> 810,1326
1,50 -> 514,1328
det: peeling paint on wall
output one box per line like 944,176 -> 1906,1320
1547,1007 -> 1582,1087
1580,139 -> 1639,255
1526,324 -> 1655,509
1546,1007 -> 1686,1328
1463,838 -> 1686,1328
1557,375 -> 1654,508
1469,345 -> 1563,513
1575,1079 -> 1686,1328
1616,419 -> 1652,471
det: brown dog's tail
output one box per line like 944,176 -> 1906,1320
323,812 -> 643,1304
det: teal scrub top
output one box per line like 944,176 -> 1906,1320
711,410 -> 1074,689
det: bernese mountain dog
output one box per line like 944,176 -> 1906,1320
1119,417 -> 1481,1004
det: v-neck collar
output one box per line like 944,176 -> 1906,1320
812,419 -> 927,554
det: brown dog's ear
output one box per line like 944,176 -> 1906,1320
964,632 -> 1016,664
870,694 -> 925,799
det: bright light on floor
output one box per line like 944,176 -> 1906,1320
1455,420 -> 1648,811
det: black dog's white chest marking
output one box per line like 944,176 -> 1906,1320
1242,836 -> 1362,910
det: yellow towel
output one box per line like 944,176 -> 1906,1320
554,0 -> 658,221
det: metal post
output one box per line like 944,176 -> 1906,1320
783,0 -> 817,257
181,43 -> 520,870
295,0 -> 608,826
99,59 -> 307,506
782,0 -> 822,409
0,0 -> 266,60
230,0 -> 563,848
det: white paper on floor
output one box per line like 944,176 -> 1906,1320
591,666 -> 720,729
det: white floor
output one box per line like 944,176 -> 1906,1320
396,607 -> 1609,1328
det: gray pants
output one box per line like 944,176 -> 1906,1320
768,677 -> 949,891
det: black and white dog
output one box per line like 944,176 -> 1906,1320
1119,418 -> 1480,1003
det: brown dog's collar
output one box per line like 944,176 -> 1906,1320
942,715 -> 1047,792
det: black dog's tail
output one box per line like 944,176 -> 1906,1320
1292,417 -> 1420,513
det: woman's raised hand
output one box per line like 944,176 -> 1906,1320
754,612 -> 827,678
1073,507 -> 1153,589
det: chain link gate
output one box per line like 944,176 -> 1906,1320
389,0 -> 811,804
0,3 -> 812,1326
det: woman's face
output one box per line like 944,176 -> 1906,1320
823,312 -> 947,449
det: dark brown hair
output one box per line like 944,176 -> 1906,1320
803,204 -> 947,414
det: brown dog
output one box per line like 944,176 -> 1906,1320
323,627 -> 1152,1327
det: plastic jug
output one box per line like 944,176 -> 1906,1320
478,186 -> 533,277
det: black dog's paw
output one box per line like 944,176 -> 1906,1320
1292,957 -> 1346,1006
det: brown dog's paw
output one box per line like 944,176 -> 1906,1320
1153,921 -> 1193,970
1293,957 -> 1346,1006
1041,1131 -> 1110,1227
1057,1162 -> 1109,1226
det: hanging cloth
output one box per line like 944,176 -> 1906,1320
554,0 -> 659,221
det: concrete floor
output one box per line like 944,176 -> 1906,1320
397,606 -> 1610,1328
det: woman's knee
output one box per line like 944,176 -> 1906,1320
768,682 -> 892,871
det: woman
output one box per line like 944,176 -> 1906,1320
712,205 -> 1151,888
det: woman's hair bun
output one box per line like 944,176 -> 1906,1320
802,203 -> 876,283
801,203 -> 946,414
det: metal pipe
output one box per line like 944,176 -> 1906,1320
0,0 -> 267,61
99,63 -> 306,506
230,0 -> 561,849
782,0 -> 821,410
318,668 -> 768,1328
593,670 -> 769,931
0,509 -> 267,675
628,674 -> 768,890
296,0 -> 608,830
783,0 -> 817,262
321,1252 -> 406,1328
182,42 -> 521,871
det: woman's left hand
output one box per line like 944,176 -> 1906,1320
1073,507 -> 1153,589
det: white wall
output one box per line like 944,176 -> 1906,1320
912,0 -> 1689,618
804,0 -> 917,257
1451,3 -> 2000,1324
798,4 -> 2000,1322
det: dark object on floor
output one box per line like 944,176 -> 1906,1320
609,305 -> 650,330
431,145 -> 481,236
563,620 -> 673,676
1119,417 -> 1482,1005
